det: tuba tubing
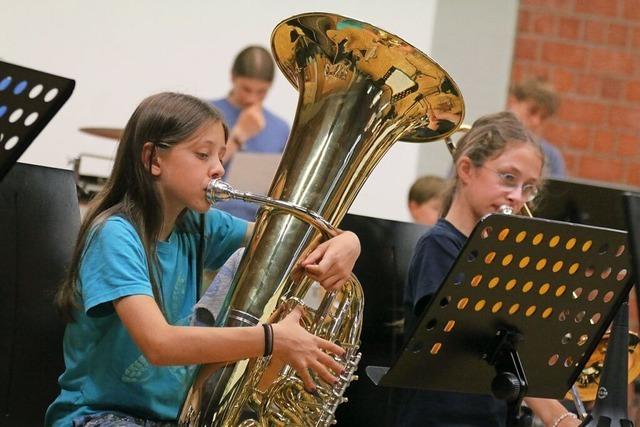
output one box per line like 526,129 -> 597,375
206,179 -> 337,238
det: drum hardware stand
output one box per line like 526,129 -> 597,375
571,384 -> 590,419
366,213 -> 633,427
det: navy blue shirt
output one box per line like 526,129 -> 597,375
398,218 -> 507,427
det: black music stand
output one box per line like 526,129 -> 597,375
335,214 -> 429,426
0,163 -> 81,426
534,177 -> 640,231
575,192 -> 640,427
576,191 -> 640,427
367,213 -> 633,426
0,61 -> 75,181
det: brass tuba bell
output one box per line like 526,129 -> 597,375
179,12 -> 464,426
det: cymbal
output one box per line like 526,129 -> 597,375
79,127 -> 123,140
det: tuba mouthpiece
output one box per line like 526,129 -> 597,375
206,179 -> 234,205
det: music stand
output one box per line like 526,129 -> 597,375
367,213 -> 633,426
0,60 -> 75,181
534,177 -> 640,231
577,190 -> 640,427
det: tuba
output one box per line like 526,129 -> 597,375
179,12 -> 464,426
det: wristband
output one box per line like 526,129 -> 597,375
262,323 -> 273,357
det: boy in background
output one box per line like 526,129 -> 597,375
507,78 -> 566,177
407,175 -> 446,226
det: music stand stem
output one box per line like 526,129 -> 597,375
486,329 -> 529,426
580,298 -> 633,427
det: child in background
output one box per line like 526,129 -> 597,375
407,175 -> 446,226
46,92 -> 360,427
398,111 -> 579,427
507,77 -> 565,177
210,45 -> 289,221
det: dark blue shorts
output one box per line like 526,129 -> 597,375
72,413 -> 177,427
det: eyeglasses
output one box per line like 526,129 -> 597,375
482,166 -> 540,203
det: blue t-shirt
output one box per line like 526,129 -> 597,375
45,209 -> 247,427
398,218 -> 507,427
540,136 -> 566,178
210,98 -> 289,221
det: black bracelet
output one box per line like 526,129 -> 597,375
262,323 -> 273,357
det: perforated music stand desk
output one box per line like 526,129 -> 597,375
368,213 -> 632,421
0,61 -> 75,181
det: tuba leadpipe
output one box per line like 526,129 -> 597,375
206,179 -> 337,238
180,12 -> 465,427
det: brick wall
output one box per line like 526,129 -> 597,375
512,2 -> 640,398
511,0 -> 640,184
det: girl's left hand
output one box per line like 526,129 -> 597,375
300,230 -> 361,292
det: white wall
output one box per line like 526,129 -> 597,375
3,0 -> 518,222
412,0 -> 520,188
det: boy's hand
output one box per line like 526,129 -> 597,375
233,104 -> 265,143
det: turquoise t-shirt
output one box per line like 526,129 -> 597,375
45,209 -> 247,426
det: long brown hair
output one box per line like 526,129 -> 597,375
56,92 -> 227,321
441,111 -> 545,215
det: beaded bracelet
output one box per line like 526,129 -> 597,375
551,412 -> 578,427
262,323 -> 273,357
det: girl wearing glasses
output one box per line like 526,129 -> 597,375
398,111 -> 579,427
